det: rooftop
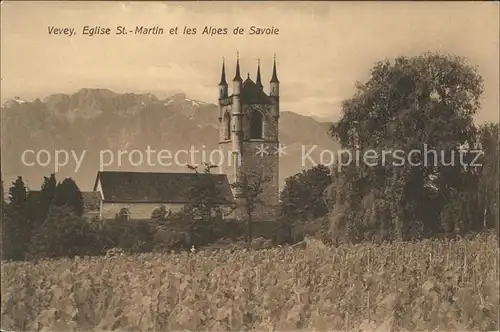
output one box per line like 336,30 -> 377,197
94,171 -> 234,203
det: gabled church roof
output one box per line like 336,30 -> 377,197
93,171 -> 234,204
240,75 -> 272,104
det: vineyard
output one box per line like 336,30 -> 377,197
2,234 -> 498,332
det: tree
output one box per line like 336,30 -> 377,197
1,179 -> 5,218
474,123 -> 499,232
29,205 -> 104,259
0,179 -> 3,259
0,151 -> 3,218
25,190 -> 42,232
8,176 -> 28,211
185,163 -> 234,246
185,163 -> 232,222
52,178 -> 84,217
328,52 -> 484,242
279,165 -> 332,243
231,167 -> 271,247
16,174 -> 59,243
39,173 -> 57,223
2,176 -> 29,260
280,165 -> 332,222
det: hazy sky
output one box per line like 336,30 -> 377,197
1,1 -> 499,123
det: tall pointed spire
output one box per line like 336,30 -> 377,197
233,51 -> 242,82
219,57 -> 227,86
256,58 -> 263,89
270,53 -> 279,83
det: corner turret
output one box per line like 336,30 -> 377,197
218,58 -> 228,100
256,59 -> 263,90
269,54 -> 279,97
233,51 -> 243,96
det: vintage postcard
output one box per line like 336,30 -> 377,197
1,2 -> 499,331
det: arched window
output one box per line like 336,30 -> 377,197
118,208 -> 130,221
250,110 -> 263,139
224,111 -> 231,140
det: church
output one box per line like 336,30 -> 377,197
93,55 -> 280,221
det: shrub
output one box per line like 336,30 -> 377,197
28,205 -> 105,259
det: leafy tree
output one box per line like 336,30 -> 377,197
185,163 -> 234,246
328,52 -> 484,242
0,151 -> 3,217
1,179 -> 5,218
279,165 -> 332,243
231,167 -> 271,247
0,179 -> 5,261
52,178 -> 84,217
280,164 -> 332,222
440,188 -> 481,236
185,164 -> 232,222
474,123 -> 499,230
0,178 -> 4,257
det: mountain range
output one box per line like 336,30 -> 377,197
0,88 -> 339,191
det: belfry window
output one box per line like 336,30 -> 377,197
224,111 -> 231,140
250,111 -> 263,139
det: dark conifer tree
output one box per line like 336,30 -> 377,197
52,178 -> 84,217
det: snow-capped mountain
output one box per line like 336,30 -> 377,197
1,88 -> 339,190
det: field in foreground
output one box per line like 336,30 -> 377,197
2,235 -> 499,332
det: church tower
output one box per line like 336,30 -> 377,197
218,53 -> 280,220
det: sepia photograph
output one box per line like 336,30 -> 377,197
1,1 -> 499,331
